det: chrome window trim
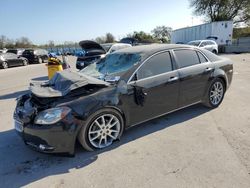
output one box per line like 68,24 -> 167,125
128,69 -> 178,85
172,48 -> 211,70
127,47 -> 211,84
127,50 -> 173,84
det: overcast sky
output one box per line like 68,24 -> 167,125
0,0 -> 203,44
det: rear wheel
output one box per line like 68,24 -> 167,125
38,57 -> 43,64
78,108 -> 124,151
23,59 -> 28,66
203,78 -> 225,108
212,49 -> 217,54
2,61 -> 8,69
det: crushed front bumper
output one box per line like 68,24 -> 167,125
15,119 -> 81,155
14,100 -> 82,156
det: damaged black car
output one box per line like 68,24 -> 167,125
14,44 -> 233,155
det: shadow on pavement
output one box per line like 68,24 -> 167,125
31,76 -> 48,81
0,104 -> 210,188
0,90 -> 29,100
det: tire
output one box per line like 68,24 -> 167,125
77,108 -> 124,151
212,49 -> 217,54
1,61 -> 8,69
38,57 -> 43,64
203,78 -> 225,108
23,59 -> 28,66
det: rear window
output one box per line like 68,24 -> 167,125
199,49 -> 221,62
23,50 -> 34,55
7,49 -> 17,54
197,51 -> 208,63
174,49 -> 200,68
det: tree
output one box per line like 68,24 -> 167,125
15,37 -> 33,48
95,36 -> 106,44
190,0 -> 250,24
151,26 -> 172,43
105,33 -> 115,43
129,31 -> 158,43
0,35 -> 7,48
48,40 -> 55,48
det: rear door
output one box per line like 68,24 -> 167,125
126,51 -> 180,125
173,49 -> 214,107
11,53 -> 22,65
6,53 -> 18,66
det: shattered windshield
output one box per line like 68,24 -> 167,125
80,53 -> 141,80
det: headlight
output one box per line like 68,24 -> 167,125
34,107 -> 71,125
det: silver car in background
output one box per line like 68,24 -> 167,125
188,40 -> 218,54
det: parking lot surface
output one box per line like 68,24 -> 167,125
0,54 -> 250,188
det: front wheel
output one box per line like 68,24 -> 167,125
78,108 -> 124,151
203,78 -> 225,108
2,61 -> 8,69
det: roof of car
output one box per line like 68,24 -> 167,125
114,44 -> 193,57
189,40 -> 216,43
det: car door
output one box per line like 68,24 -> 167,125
5,53 -> 16,67
12,53 -> 23,65
125,51 -> 180,125
173,49 -> 215,107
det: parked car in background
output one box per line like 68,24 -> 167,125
119,37 -> 139,46
0,53 -> 28,69
6,49 -> 25,57
14,44 -> 233,155
22,49 -> 48,64
188,40 -> 218,54
76,41 -> 132,70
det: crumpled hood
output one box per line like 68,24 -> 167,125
30,70 -> 109,98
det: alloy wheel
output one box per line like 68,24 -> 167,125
2,62 -> 8,69
23,59 -> 28,66
88,114 -> 120,149
210,81 -> 224,105
38,58 -> 43,64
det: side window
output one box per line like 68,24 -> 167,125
174,49 -> 200,68
197,51 -> 208,63
200,41 -> 208,47
12,54 -> 18,59
137,51 -> 172,80
208,41 -> 215,45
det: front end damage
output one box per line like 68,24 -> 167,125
13,70 -> 110,155
14,93 -> 82,155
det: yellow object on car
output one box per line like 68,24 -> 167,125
47,57 -> 63,79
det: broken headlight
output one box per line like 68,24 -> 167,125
34,107 -> 71,125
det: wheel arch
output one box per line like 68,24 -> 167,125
212,69 -> 228,89
105,105 -> 127,127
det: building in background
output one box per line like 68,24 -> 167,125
171,21 -> 233,45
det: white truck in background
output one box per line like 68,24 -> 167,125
171,21 -> 233,45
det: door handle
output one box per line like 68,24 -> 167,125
204,67 -> 213,72
167,76 -> 179,83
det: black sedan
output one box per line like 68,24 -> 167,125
14,44 -> 233,155
0,53 -> 28,69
